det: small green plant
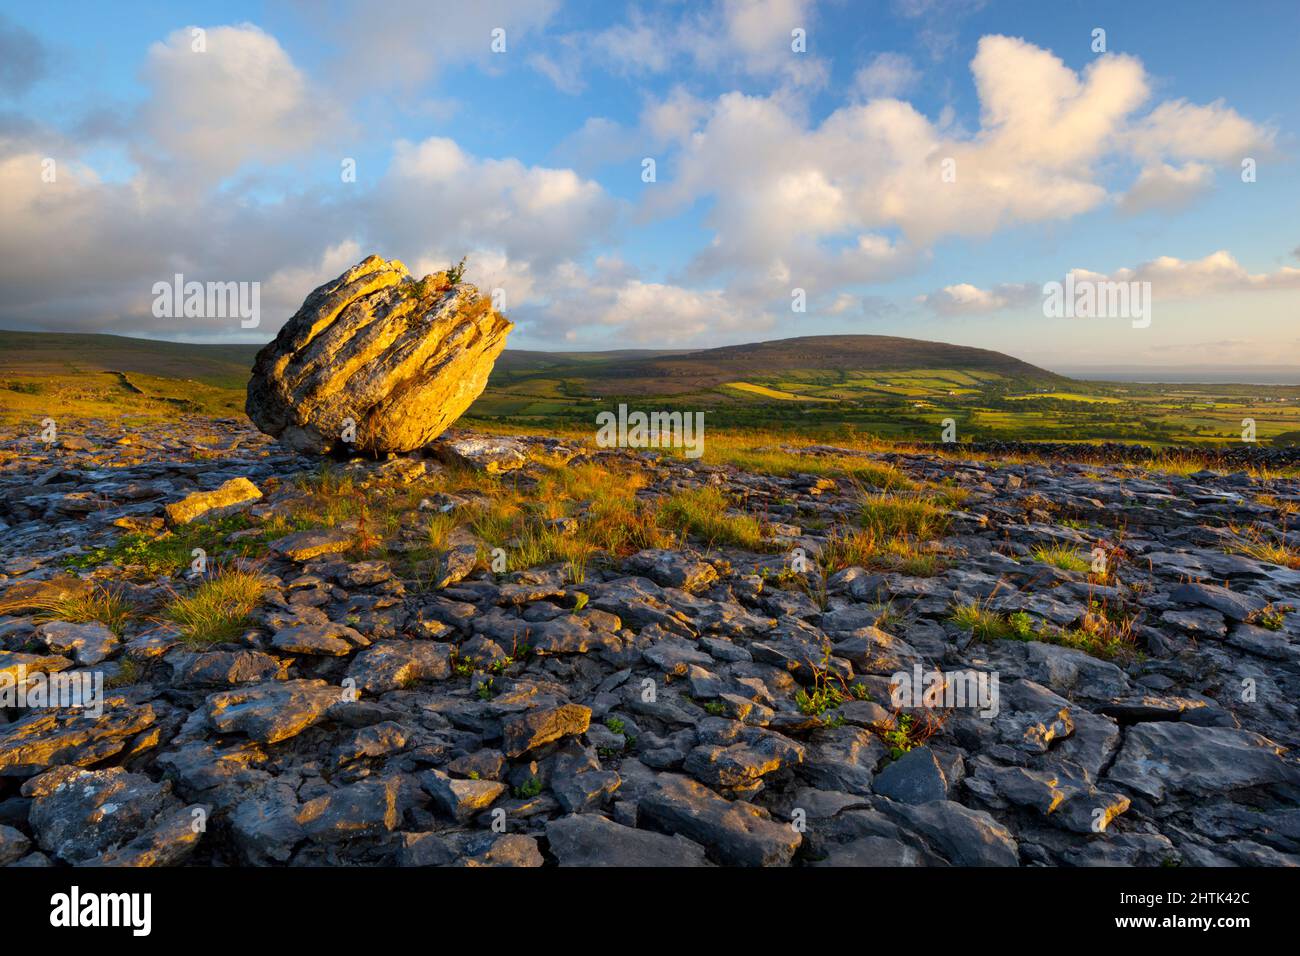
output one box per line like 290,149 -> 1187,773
793,647 -> 856,718
572,592 -> 589,613
514,776 -> 543,799
880,710 -> 947,760
794,684 -> 844,717
1006,610 -> 1036,640
105,657 -> 144,689
881,713 -> 917,759
604,717 -> 626,735
1249,603 -> 1291,631
476,678 -> 495,701
702,700 -> 726,716
446,255 -> 468,285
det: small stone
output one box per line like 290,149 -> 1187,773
297,777 -> 401,842
872,746 -> 948,804
553,771 -> 621,813
203,680 -> 341,744
36,621 -> 119,666
164,477 -> 261,526
422,770 -> 507,822
346,641 -> 453,695
269,528 -> 353,562
502,704 -> 591,758
0,824 -> 31,866
639,773 -> 801,867
271,622 -> 368,656
546,814 -> 710,867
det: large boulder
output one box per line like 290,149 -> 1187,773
246,255 -> 512,455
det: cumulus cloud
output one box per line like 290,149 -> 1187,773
0,126 -> 623,339
919,282 -> 1038,315
599,280 -> 757,343
920,250 -> 1300,317
0,15 -> 1283,352
1117,161 -> 1213,215
375,137 -> 620,271
1129,98 -> 1272,164
649,34 -> 1272,295
1093,250 -> 1300,299
137,24 -> 342,187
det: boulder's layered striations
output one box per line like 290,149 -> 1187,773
246,255 -> 512,455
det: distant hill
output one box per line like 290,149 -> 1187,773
488,334 -> 1064,397
494,348 -> 691,374
592,334 -> 1058,388
0,330 -> 260,390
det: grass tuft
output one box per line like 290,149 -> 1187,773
165,568 -> 267,646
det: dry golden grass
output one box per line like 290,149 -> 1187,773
22,585 -> 133,636
165,568 -> 268,645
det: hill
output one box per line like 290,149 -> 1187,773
544,334 -> 1063,395
4,330 -> 1298,446
0,330 -> 261,423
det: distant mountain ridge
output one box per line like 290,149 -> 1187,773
490,333 -> 1064,396
1,330 -> 1062,389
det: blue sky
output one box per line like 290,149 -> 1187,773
1,0 -> 1297,369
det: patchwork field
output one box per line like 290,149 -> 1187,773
4,331 -> 1299,448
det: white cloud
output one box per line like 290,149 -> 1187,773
1096,250 -> 1300,298
261,240 -> 365,317
533,0 -> 827,93
138,24 -> 341,186
324,0 -> 560,92
919,281 -> 1038,315
853,52 -> 920,98
597,279 -> 758,343
650,34 -> 1273,290
1129,98 -> 1272,164
920,250 -> 1300,317
1117,161 -> 1213,215
377,137 -> 620,270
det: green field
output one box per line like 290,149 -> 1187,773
3,330 -> 1298,447
473,349 -> 1300,446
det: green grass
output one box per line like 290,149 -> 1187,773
657,486 -> 768,550
817,528 -> 947,577
65,512 -> 286,577
949,599 -> 1137,661
1031,545 -> 1091,573
165,568 -> 268,646
859,493 -> 951,539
